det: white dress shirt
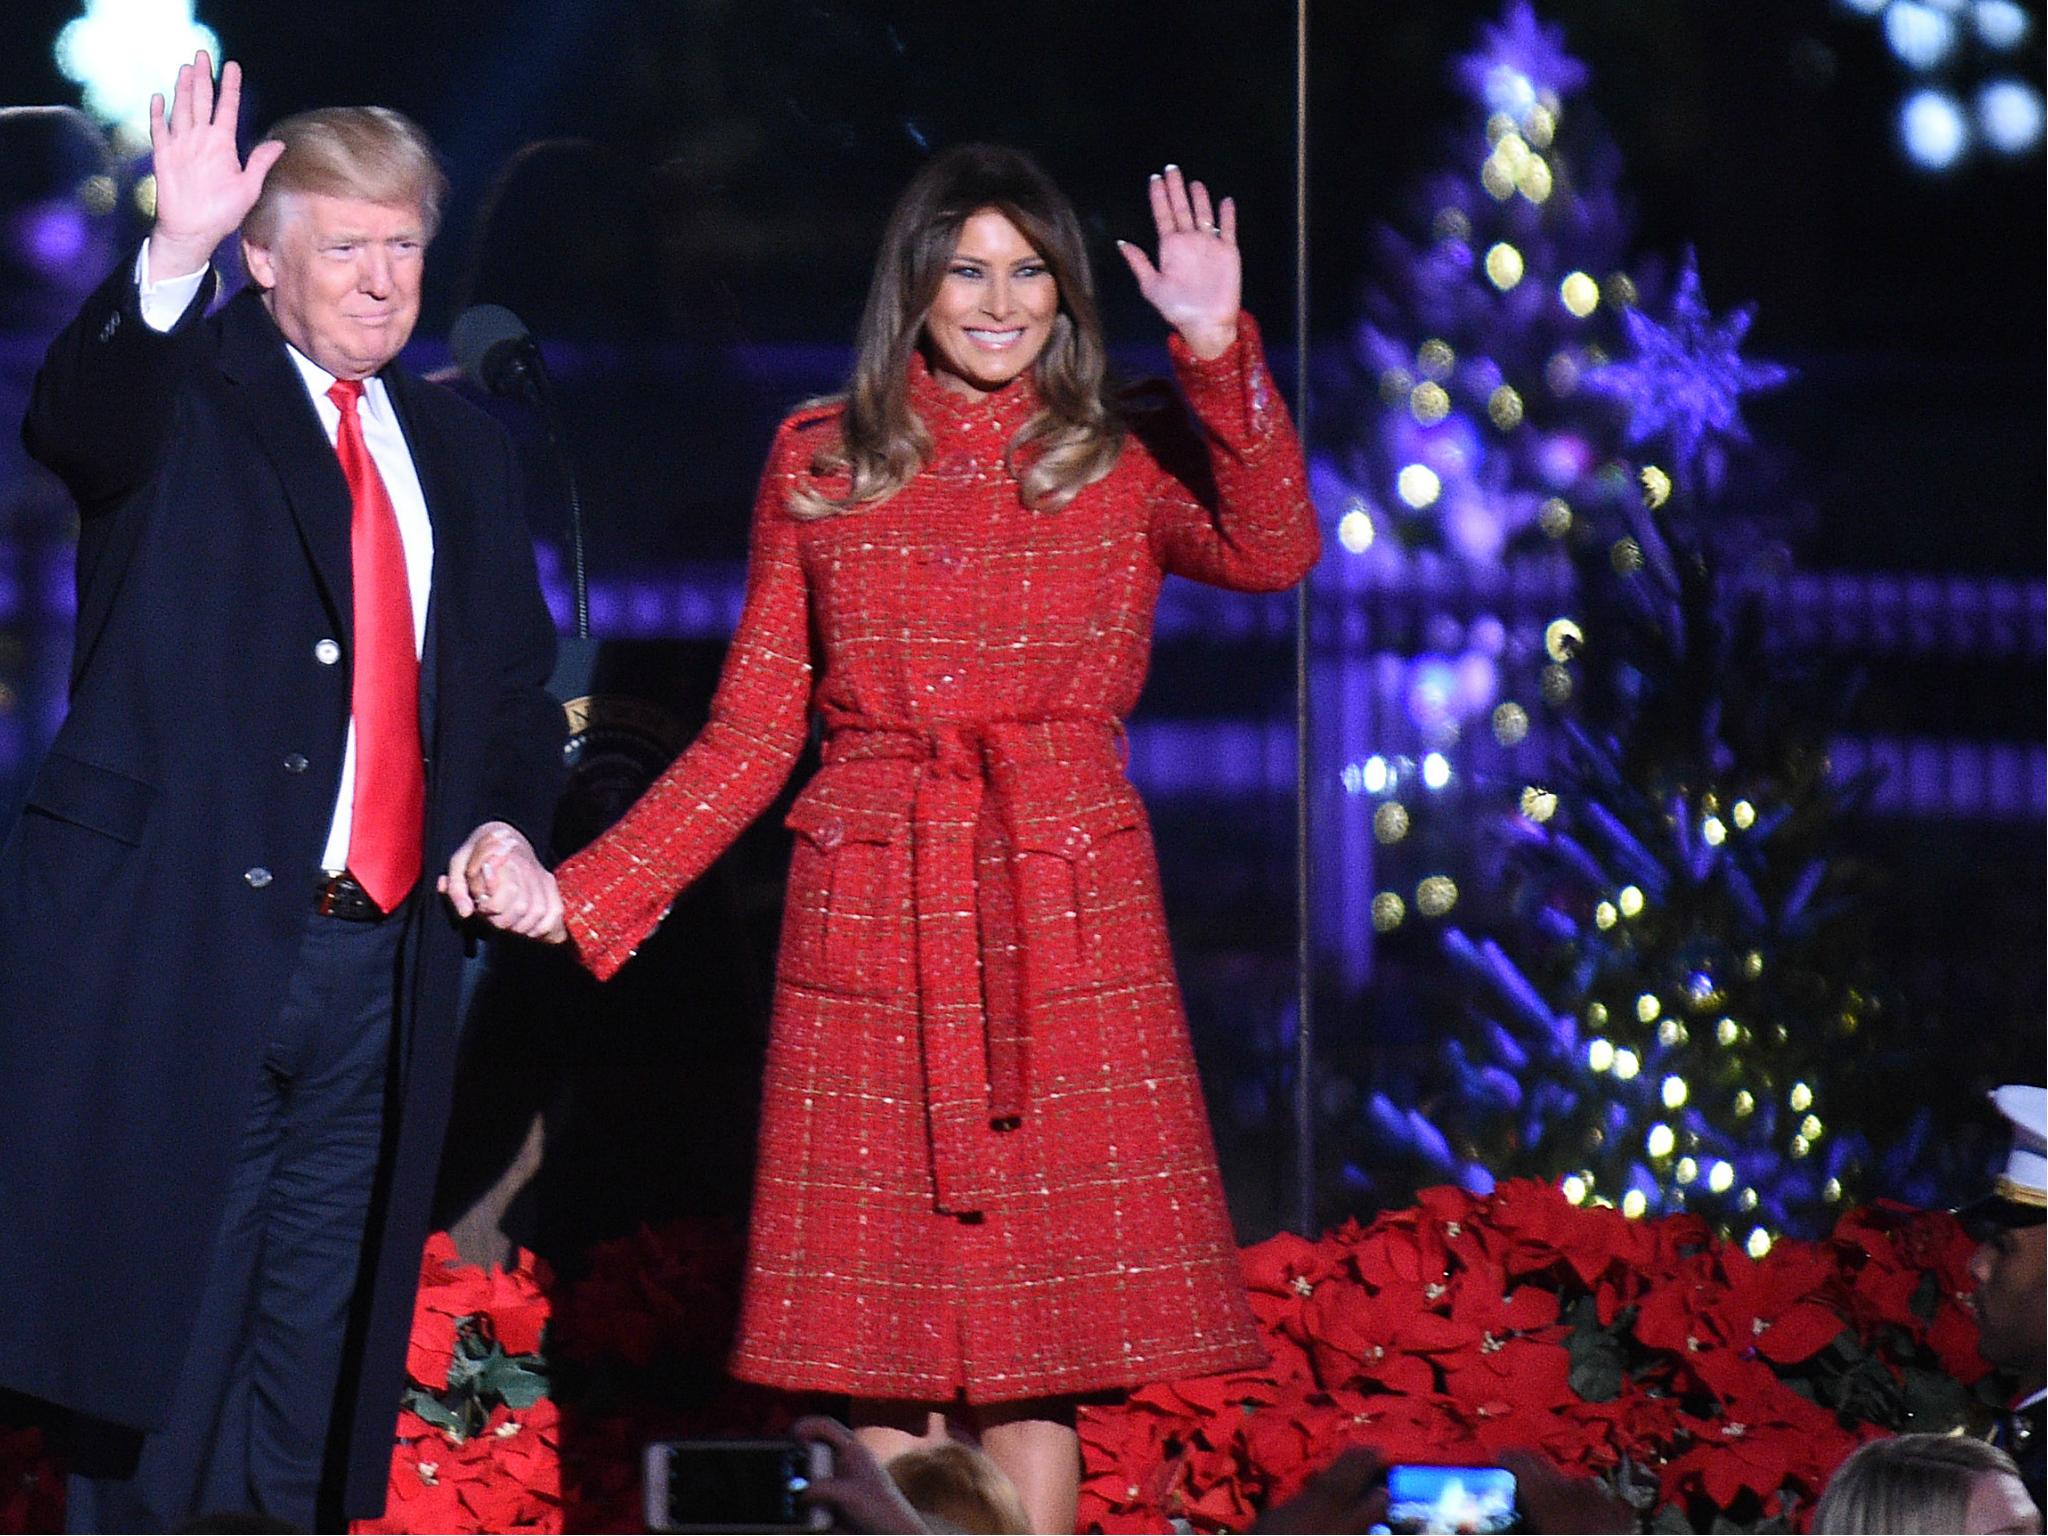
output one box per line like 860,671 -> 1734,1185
135,246 -> 437,874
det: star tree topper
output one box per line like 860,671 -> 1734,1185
1583,251 -> 1794,471
1455,1 -> 1591,118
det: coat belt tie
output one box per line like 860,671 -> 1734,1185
822,713 -> 1123,1214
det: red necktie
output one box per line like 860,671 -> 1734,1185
328,378 -> 425,911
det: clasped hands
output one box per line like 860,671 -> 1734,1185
439,822 -> 568,944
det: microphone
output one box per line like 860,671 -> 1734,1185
449,304 -> 589,637
451,303 -> 553,406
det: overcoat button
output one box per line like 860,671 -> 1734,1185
98,312 -> 121,342
283,754 -> 308,774
244,867 -> 273,888
314,639 -> 341,665
816,819 -> 845,851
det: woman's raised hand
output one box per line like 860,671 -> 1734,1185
1117,164 -> 1241,361
146,51 -> 285,278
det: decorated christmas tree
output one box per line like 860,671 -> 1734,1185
1317,4 -> 1911,1241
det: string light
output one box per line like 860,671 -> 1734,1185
1587,1038 -> 1615,1073
1486,243 -> 1526,290
1731,800 -> 1757,829
1662,1075 -> 1689,1109
1617,885 -> 1645,918
1544,618 -> 1585,661
1611,1048 -> 1640,1081
1422,752 -> 1452,790
1636,992 -> 1662,1024
1397,465 -> 1442,508
1374,803 -> 1411,843
1560,271 -> 1600,317
1411,381 -> 1452,423
1519,786 -> 1558,822
1338,506 -> 1376,553
1594,901 -> 1617,930
1416,876 -> 1459,916
1621,1189 -> 1648,1219
1707,1160 -> 1735,1194
1646,1123 -> 1676,1158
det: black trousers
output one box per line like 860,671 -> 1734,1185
65,908 -> 403,1534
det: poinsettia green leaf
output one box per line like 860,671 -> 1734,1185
1568,1320 -> 1625,1402
406,1392 -> 465,1437
478,1355 -> 550,1409
1900,1364 -> 1971,1431
1648,1500 -> 1697,1533
1908,1270 -> 1939,1324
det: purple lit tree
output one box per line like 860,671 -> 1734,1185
1317,3 -> 1917,1241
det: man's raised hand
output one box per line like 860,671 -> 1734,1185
147,51 -> 284,280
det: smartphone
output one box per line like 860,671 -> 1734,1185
1379,1462 -> 1520,1535
642,1437 -> 834,1533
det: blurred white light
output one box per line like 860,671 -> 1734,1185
55,0 -> 222,150
1885,1 -> 1959,68
1901,89 -> 1970,169
1396,464 -> 1443,509
1840,0 -> 1887,14
1421,752 -> 1452,790
1978,79 -> 2046,153
1363,755 -> 1390,794
1973,0 -> 2030,48
1707,1160 -> 1736,1193
1337,507 -> 1377,553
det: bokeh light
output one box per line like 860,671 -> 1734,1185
1901,89 -> 1970,170
54,0 -> 222,150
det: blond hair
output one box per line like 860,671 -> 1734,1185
790,142 -> 1123,520
885,1443 -> 1032,1535
242,106 -> 447,244
1811,1433 -> 2028,1534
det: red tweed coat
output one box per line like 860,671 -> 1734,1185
557,314 -> 1319,1402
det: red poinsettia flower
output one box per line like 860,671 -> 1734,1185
1661,1380 -> 1853,1513
1301,1276 -> 1468,1395
1434,1264 -> 1575,1415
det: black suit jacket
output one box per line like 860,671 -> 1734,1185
0,255 -> 564,1516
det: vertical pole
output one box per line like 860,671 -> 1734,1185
1291,0 -> 1315,1238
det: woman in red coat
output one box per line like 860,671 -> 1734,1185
461,144 -> 1318,1529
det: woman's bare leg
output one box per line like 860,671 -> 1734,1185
975,1399 -> 1080,1535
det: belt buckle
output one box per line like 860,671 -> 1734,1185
314,871 -> 384,922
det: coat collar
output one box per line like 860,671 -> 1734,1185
218,289 -> 355,633
907,349 -> 1043,445
214,288 -> 466,650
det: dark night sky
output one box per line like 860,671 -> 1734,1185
3,0 -> 2042,571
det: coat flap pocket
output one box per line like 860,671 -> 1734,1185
1011,784 -> 1147,860
25,752 -> 157,846
784,792 -> 909,851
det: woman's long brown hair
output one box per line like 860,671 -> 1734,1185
789,143 -> 1124,518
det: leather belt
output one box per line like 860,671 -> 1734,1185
822,714 -> 1124,1214
314,870 -> 388,922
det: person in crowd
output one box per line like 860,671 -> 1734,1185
461,143 -> 1318,1529
0,51 -> 563,1531
886,1441 -> 1034,1534
1812,1433 -> 2042,1534
1963,1084 -> 2048,1511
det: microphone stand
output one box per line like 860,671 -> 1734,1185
505,342 -> 590,642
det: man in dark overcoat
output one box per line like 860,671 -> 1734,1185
0,54 -> 566,1530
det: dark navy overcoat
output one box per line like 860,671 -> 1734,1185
0,256 -> 563,1517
